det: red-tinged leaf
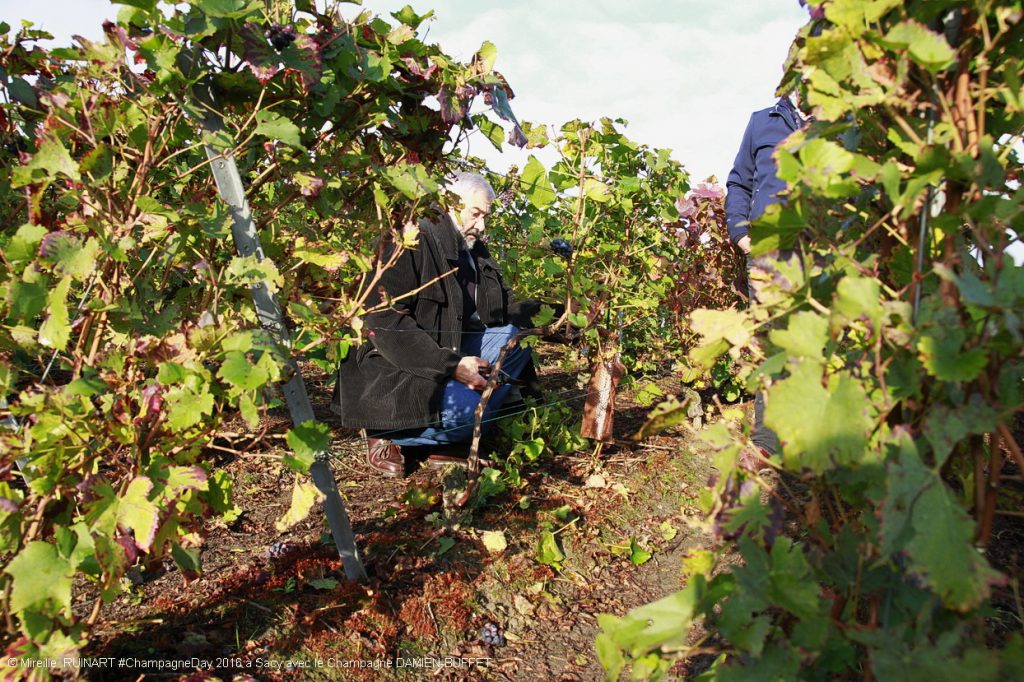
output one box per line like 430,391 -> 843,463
691,183 -> 724,200
295,173 -> 323,197
676,198 -> 697,219
116,534 -> 140,565
102,20 -> 137,50
438,86 -> 466,124
400,56 -> 438,81
507,125 -> 527,148
117,477 -> 160,553
164,465 -> 209,495
141,385 -> 163,416
281,35 -> 322,89
240,22 -> 281,83
38,229 -> 71,258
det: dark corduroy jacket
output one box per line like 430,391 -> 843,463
331,212 -> 514,431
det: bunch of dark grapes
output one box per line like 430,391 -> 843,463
265,24 -> 297,51
266,540 -> 290,559
550,238 -> 573,258
479,622 -> 505,647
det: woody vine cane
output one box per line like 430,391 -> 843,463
459,311 -> 570,507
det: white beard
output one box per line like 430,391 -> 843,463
448,210 -> 474,249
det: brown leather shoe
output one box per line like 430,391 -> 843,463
367,438 -> 404,477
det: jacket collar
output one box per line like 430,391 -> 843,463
770,96 -> 804,132
423,212 -> 463,261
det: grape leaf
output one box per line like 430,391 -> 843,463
883,20 -> 956,73
584,178 -> 611,203
481,530 -> 507,554
254,110 -> 304,150
5,541 -> 74,616
7,223 -> 47,263
358,51 -> 391,82
117,477 -> 160,552
471,113 -> 504,151
46,235 -> 99,281
281,35 -> 322,89
521,155 -> 555,209
536,529 -> 564,568
8,279 -> 47,323
769,311 -> 828,362
198,0 -> 256,19
239,22 -> 281,83
225,255 -> 285,293
907,478 -> 1003,611
520,121 -> 549,148
435,536 -> 455,556
765,363 -> 874,473
8,76 -> 37,108
472,40 -> 497,74
208,470 -> 242,523
170,543 -> 202,579
275,479 -> 324,532
690,308 -> 751,348
917,327 -> 988,382
596,578 -> 704,670
767,538 -> 821,619
11,137 -> 81,188
164,466 -> 209,496
391,5 -> 433,28
218,350 -> 270,391
629,538 -> 652,566
239,393 -> 259,428
157,362 -> 188,385
38,276 -> 72,350
383,162 -> 438,200
923,397 -> 998,467
285,420 -> 331,473
165,383 -> 214,431
833,276 -> 885,334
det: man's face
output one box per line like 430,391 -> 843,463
454,190 -> 493,248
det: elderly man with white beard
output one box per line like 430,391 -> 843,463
331,172 -> 537,477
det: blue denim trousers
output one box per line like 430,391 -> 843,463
388,324 -> 529,446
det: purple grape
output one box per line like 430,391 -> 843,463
265,24 -> 296,51
479,622 -> 505,646
550,238 -> 573,258
266,540 -> 290,559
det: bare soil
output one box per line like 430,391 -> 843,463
80,348 -> 718,682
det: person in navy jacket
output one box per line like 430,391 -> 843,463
725,94 -> 807,253
725,93 -> 809,458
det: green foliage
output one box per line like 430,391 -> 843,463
493,399 -> 585,487
0,0 -> 524,657
600,1 -> 1024,678
488,121 -> 743,375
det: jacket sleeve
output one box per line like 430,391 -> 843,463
362,245 -> 461,383
725,112 -> 757,245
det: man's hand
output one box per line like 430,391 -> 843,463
737,235 -> 752,254
455,356 -> 489,390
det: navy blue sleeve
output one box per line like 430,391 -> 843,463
725,113 -> 756,245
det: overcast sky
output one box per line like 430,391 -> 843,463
1,0 -> 808,183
